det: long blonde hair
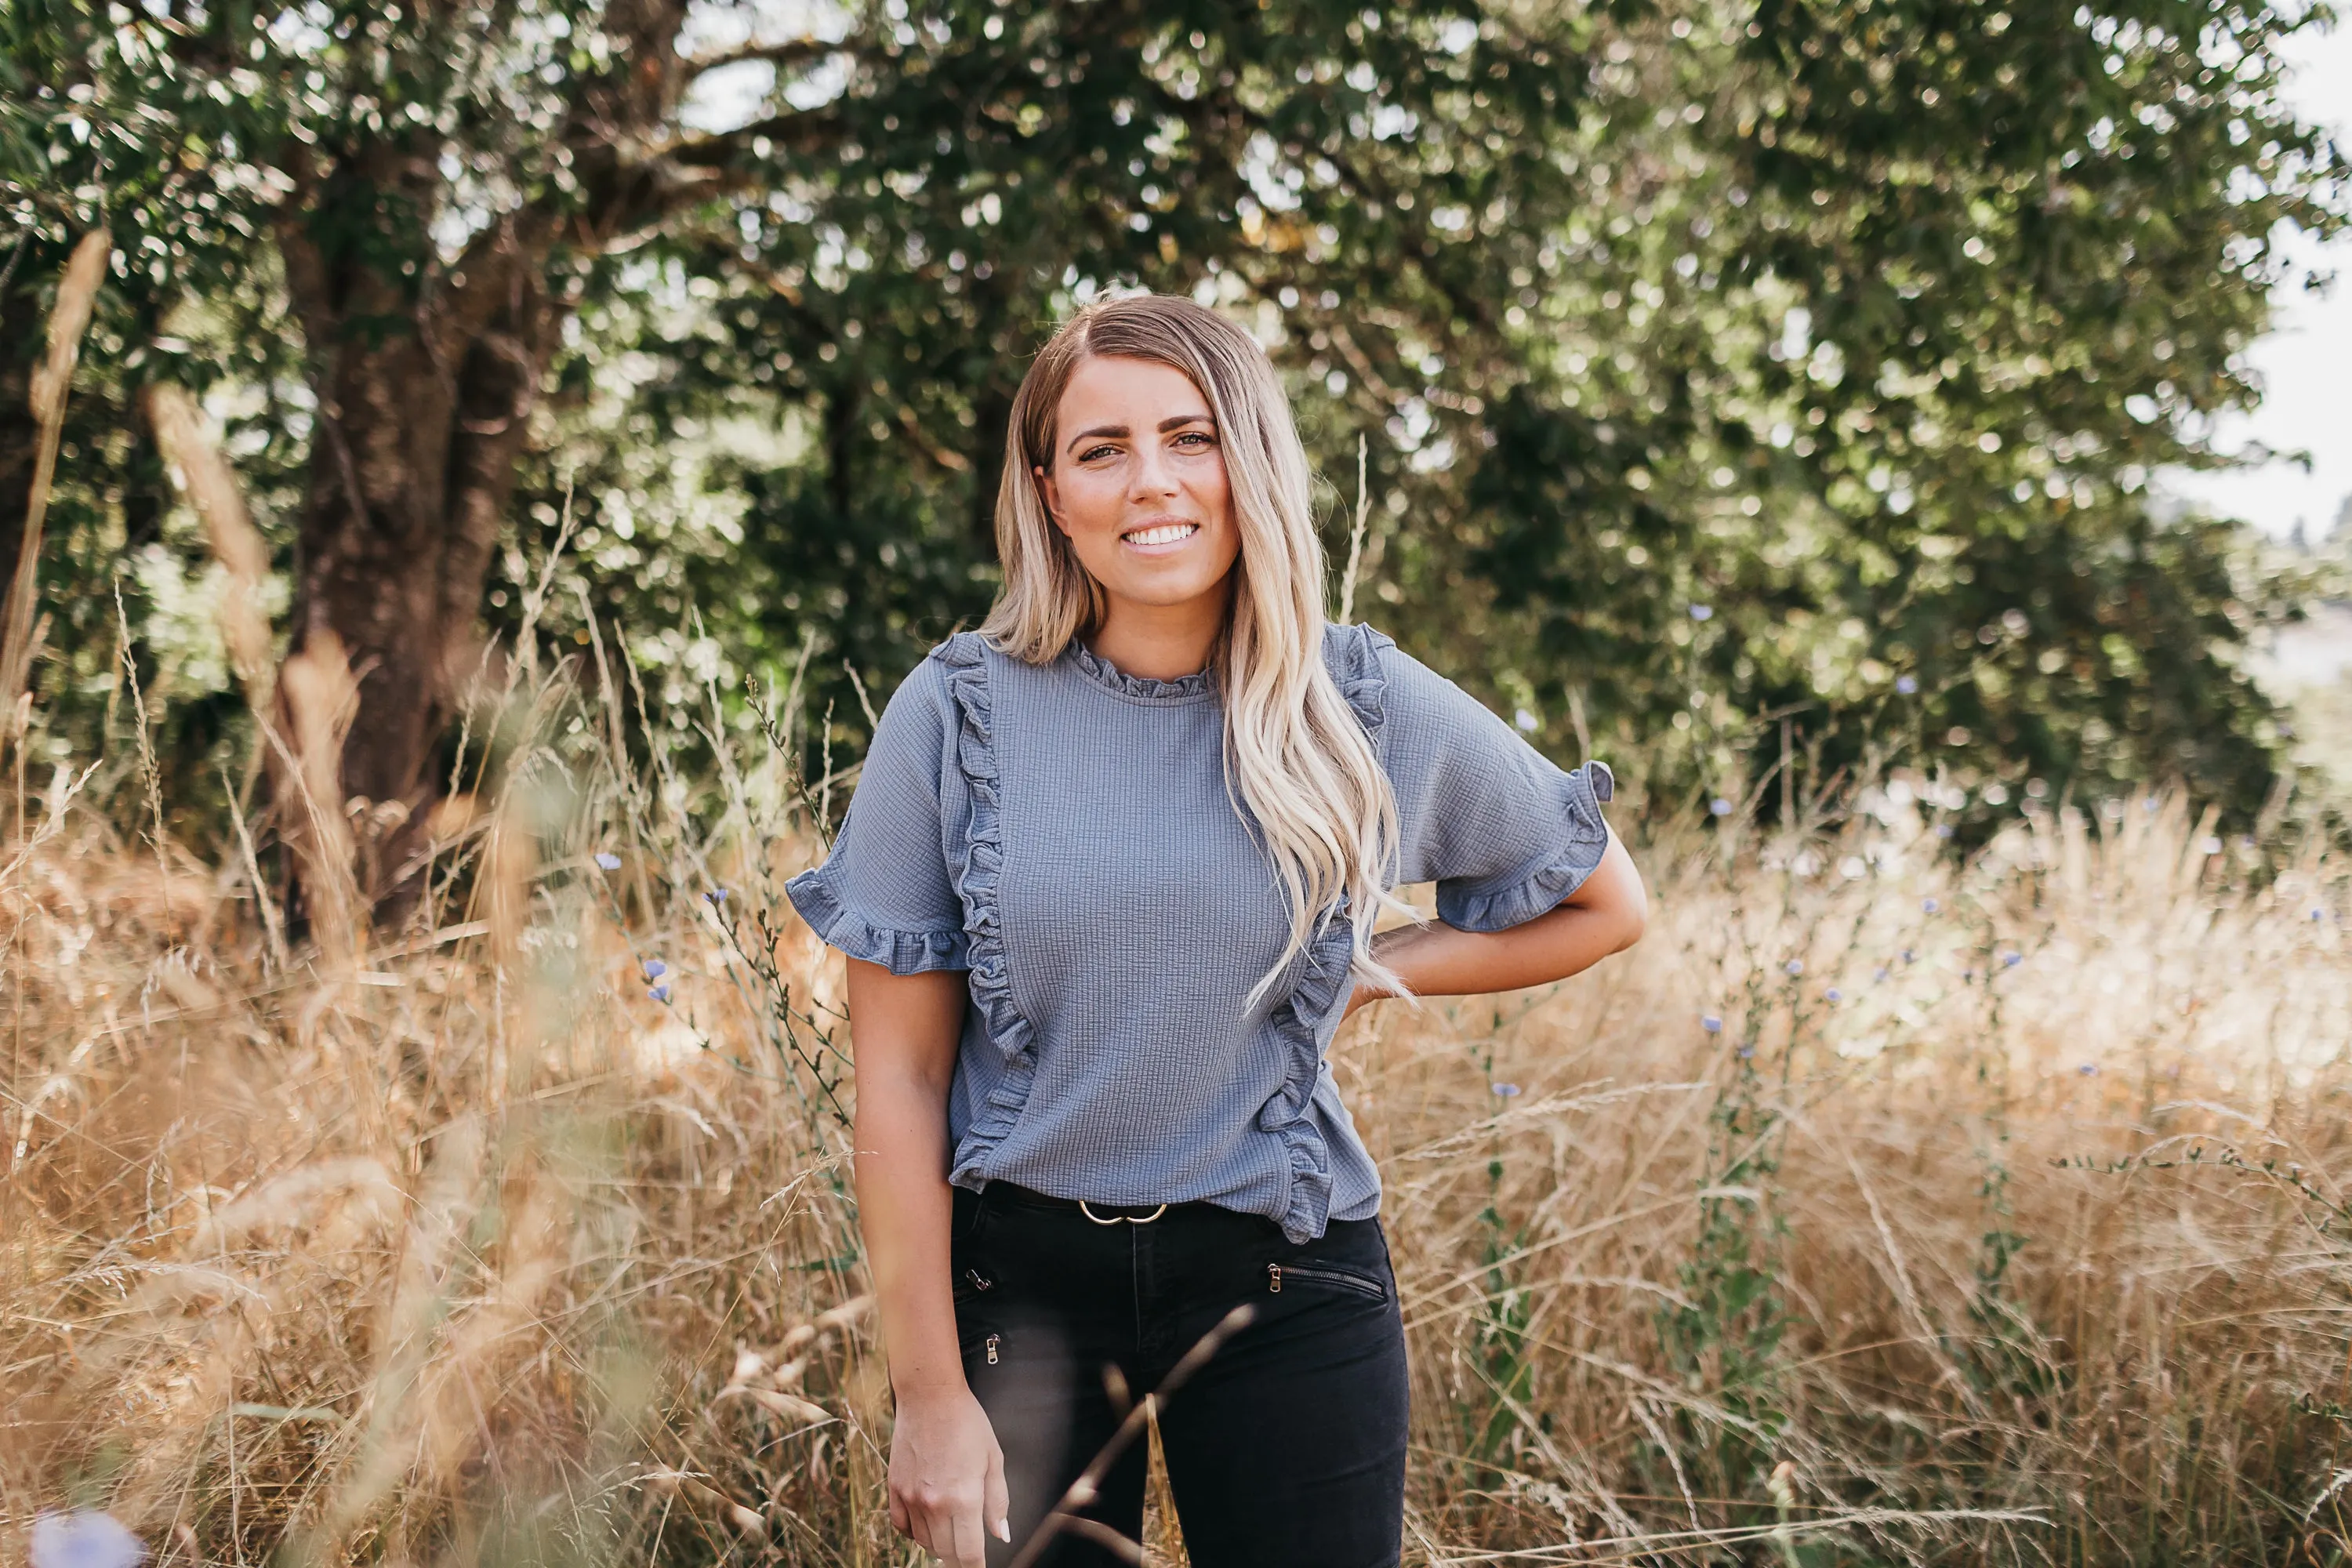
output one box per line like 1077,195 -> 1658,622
982,292 -> 1411,1003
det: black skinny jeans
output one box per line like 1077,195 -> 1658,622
949,1182 -> 1409,1568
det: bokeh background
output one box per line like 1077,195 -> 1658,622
6,2 -> 2352,1565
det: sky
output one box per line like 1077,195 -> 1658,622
2159,18 -> 2352,540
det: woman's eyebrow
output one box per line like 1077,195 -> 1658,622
1064,413 -> 1216,454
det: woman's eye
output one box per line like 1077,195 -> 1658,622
1078,444 -> 1120,463
1173,431 -> 1214,449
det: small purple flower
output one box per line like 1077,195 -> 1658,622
2314,909 -> 2327,923
643,958 -> 667,980
2078,1062 -> 2098,1076
1872,965 -> 1889,982
2001,951 -> 2022,968
1490,1082 -> 1522,1098
593,851 -> 622,871
1710,797 -> 1733,817
1689,604 -> 1714,622
31,1512 -> 143,1568
650,983 -> 673,1004
1737,1045 -> 1756,1059
1934,823 -> 1955,839
1784,959 -> 1803,977
1896,675 -> 1918,695
1700,1014 -> 1723,1033
706,887 -> 730,905
1922,898 -> 1940,914
1901,948 -> 1917,964
1824,987 -> 1842,1003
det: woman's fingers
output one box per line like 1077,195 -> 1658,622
985,1440 -> 1011,1543
948,1501 -> 990,1567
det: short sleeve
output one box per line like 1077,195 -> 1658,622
1374,640 -> 1616,933
784,658 -> 971,974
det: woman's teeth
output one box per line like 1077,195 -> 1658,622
1123,523 -> 1198,546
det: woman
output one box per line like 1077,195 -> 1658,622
786,293 -> 1646,1568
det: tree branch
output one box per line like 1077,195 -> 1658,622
662,105 -> 854,172
683,35 -> 844,78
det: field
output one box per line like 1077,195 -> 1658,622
5,669 -> 2352,1567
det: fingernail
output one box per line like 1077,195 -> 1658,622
994,1518 -> 1011,1542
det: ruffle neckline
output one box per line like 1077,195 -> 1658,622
1066,641 -> 1217,703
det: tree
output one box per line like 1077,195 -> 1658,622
11,0 -> 1627,903
3,0 -> 2343,887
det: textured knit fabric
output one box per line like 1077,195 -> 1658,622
785,623 -> 1615,1243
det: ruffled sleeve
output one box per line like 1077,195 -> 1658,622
1354,628 -> 1616,932
785,656 -> 972,975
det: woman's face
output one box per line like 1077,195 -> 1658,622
1036,354 -> 1243,619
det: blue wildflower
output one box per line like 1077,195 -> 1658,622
650,983 -> 673,1004
2001,951 -> 2022,968
2314,909 -> 2327,923
1700,1014 -> 1723,1033
1784,959 -> 1803,977
643,959 -> 667,980
1896,675 -> 1918,695
1737,1045 -> 1756,1059
1901,948 -> 1916,964
706,888 -> 730,906
1873,965 -> 1889,982
1922,898 -> 1940,914
1824,987 -> 1842,1003
31,1512 -> 144,1568
1491,1083 -> 1523,1098
1689,604 -> 1714,622
1710,797 -> 1733,817
2078,1062 -> 2098,1076
1934,823 -> 1955,839
593,851 -> 622,871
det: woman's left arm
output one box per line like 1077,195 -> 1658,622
1345,828 -> 1646,1018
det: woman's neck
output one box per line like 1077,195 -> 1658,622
1087,587 -> 1229,681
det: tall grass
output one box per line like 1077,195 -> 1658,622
5,634 -> 2351,1566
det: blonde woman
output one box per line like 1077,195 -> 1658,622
787,294 -> 1646,1568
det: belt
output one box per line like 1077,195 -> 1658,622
982,1181 -> 1191,1226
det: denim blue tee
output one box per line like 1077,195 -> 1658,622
785,623 -> 1615,1243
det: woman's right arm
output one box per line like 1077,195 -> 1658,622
847,957 -> 1011,1567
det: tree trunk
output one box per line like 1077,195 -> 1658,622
275,176 -> 557,914
0,249 -> 52,671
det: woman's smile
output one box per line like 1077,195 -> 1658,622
1121,517 -> 1201,553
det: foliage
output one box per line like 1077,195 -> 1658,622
0,0 -> 2346,837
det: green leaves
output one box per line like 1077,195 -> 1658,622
3,0 -> 2344,830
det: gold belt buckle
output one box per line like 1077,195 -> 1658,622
1078,1200 -> 1168,1225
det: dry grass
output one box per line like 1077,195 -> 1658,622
5,666 -> 2351,1566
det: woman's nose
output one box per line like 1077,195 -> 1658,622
1129,445 -> 1179,498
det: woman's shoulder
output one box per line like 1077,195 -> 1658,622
1319,621 -> 1457,713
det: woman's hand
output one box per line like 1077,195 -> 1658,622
1345,830 -> 1646,1018
889,1385 -> 1011,1566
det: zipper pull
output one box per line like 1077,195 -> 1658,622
966,1267 -> 993,1293
1267,1263 -> 1282,1294
985,1333 -> 1000,1366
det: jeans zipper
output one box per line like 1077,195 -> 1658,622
1268,1262 -> 1385,1300
985,1333 -> 1000,1366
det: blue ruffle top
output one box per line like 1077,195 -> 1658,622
785,623 -> 1614,1243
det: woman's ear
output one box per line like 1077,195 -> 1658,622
1034,464 -> 1069,536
